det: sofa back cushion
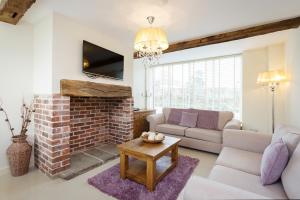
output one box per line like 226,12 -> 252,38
164,108 -> 233,130
281,143 -> 300,199
217,111 -> 234,130
272,124 -> 300,157
167,108 -> 189,125
192,109 -> 219,130
162,107 -> 171,122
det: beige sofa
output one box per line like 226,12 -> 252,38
147,108 -> 241,153
179,125 -> 300,199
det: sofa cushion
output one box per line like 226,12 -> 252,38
179,112 -> 198,128
185,128 -> 222,143
216,147 -> 262,176
272,124 -> 300,157
190,109 -> 219,130
209,165 -> 287,199
282,133 -> 300,157
218,111 -> 234,130
162,107 -> 171,122
155,124 -> 187,136
167,108 -> 190,125
182,175 -> 268,200
261,139 -> 289,185
281,143 -> 300,199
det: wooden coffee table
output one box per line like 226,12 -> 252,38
118,136 -> 181,191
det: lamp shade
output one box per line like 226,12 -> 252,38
134,27 -> 169,52
257,69 -> 287,85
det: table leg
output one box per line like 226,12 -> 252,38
146,158 -> 156,191
171,144 -> 178,164
120,151 -> 128,179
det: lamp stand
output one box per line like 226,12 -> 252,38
271,85 -> 275,133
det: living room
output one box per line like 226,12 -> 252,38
0,0 -> 300,200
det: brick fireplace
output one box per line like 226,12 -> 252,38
34,80 -> 134,176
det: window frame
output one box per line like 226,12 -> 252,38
147,54 -> 243,119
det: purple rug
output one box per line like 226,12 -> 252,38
88,155 -> 199,200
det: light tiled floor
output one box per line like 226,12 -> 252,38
0,147 -> 218,200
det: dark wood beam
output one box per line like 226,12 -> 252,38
134,16 -> 300,58
0,0 -> 36,25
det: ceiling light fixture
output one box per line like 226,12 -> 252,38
134,16 -> 169,66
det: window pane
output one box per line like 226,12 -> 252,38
148,54 -> 242,120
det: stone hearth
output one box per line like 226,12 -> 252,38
34,80 -> 134,177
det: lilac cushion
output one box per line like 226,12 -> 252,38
191,109 -> 219,130
167,108 -> 190,125
260,138 -> 289,185
179,112 -> 198,128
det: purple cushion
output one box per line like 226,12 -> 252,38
179,112 -> 198,128
261,138 -> 289,185
191,109 -> 219,130
167,108 -> 190,125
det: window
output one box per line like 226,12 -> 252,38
148,54 -> 242,119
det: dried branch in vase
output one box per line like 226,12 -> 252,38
20,100 -> 35,136
0,100 -> 35,137
0,104 -> 15,137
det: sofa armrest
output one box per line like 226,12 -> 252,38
223,129 -> 272,153
146,113 -> 165,131
224,119 -> 242,130
181,176 -> 268,200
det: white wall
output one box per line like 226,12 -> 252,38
133,59 -> 146,109
242,47 -> 271,133
284,27 -> 300,128
33,13 -> 53,94
51,13 -> 133,94
0,22 -> 34,172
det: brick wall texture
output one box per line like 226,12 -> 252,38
69,97 -> 134,153
34,95 -> 71,176
34,95 -> 133,176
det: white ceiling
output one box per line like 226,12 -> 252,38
23,0 -> 300,47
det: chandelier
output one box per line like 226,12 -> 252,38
134,16 -> 169,66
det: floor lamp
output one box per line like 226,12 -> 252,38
257,69 -> 287,133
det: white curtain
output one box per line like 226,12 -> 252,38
148,54 -> 242,119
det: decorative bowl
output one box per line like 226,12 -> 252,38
141,134 -> 165,144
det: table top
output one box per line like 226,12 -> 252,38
118,136 -> 181,159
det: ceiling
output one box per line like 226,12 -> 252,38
23,0 -> 300,47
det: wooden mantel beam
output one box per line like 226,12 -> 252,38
60,79 -> 132,98
134,16 -> 300,58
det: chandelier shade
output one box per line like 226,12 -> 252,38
134,27 -> 169,52
134,16 -> 169,66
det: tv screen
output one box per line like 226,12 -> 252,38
82,40 -> 124,80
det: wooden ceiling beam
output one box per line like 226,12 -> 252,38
0,0 -> 36,25
134,16 -> 300,58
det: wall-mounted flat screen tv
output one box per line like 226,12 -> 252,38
82,40 -> 124,80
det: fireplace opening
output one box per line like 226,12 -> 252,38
34,80 -> 134,177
